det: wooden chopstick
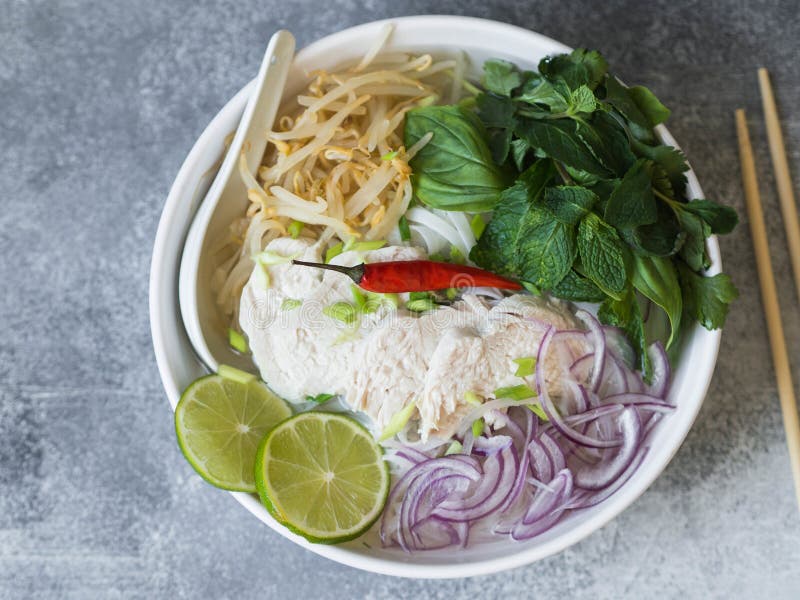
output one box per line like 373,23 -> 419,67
736,108 -> 800,509
758,68 -> 800,304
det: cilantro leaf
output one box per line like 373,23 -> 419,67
675,206 -> 712,271
677,263 -> 739,330
682,199 -> 739,234
602,75 -> 656,143
483,59 -> 522,96
538,49 -> 608,91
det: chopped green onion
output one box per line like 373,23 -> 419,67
379,402 -> 417,441
464,391 -> 482,406
471,419 -> 485,438
342,237 -> 358,252
287,220 -> 304,239
332,327 -> 362,345
449,245 -> 465,264
253,261 -> 270,289
398,215 -> 411,241
418,94 -> 439,107
513,357 -> 537,377
527,403 -> 549,422
470,214 -> 486,239
446,287 -> 458,301
429,252 -> 445,262
306,393 -> 335,404
494,384 -> 537,400
521,281 -> 540,295
323,302 -> 358,325
227,328 -> 248,353
444,441 -> 463,455
351,284 -> 367,310
406,298 -> 437,313
325,242 -> 344,263
280,298 -> 302,311
351,239 -> 388,252
217,364 -> 256,385
254,250 -> 298,265
409,291 -> 432,301
363,292 -> 399,314
381,150 -> 398,161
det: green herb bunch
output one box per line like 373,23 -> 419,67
404,50 -> 738,376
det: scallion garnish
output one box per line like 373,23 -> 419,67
227,328 -> 248,353
217,364 -> 256,385
323,302 -> 358,325
287,220 -> 304,239
280,298 -> 302,311
494,384 -> 537,400
470,214 -> 486,239
325,243 -> 344,263
512,357 -> 536,377
471,419 -> 485,438
464,391 -> 482,406
306,393 -> 335,404
444,441 -> 463,455
379,401 -> 417,441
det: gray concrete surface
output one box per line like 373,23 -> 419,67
2,0 -> 800,597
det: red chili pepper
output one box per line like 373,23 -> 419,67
291,259 -> 522,293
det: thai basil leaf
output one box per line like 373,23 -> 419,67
405,105 -> 510,210
631,255 -> 682,348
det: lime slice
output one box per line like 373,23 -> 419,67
175,375 -> 291,492
255,412 -> 389,544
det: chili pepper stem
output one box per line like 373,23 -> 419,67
292,259 -> 366,284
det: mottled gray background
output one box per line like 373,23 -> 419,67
2,0 -> 799,598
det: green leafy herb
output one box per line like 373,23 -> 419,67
405,105 -> 510,210
550,269 -> 606,302
604,159 -> 657,230
577,212 -> 631,298
631,255 -> 682,347
483,59 -> 522,95
538,49 -> 608,91
598,290 -> 651,378
677,263 -> 738,330
542,186 -> 597,225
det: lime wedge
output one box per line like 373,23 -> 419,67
255,412 -> 389,544
175,375 -> 291,492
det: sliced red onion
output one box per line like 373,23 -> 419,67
647,342 -> 671,398
573,408 -> 642,490
576,310 -> 607,393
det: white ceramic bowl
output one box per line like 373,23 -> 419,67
150,16 -> 722,578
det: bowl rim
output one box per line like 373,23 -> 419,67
150,14 -> 722,579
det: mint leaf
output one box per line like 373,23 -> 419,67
405,105 -> 510,211
550,269 -> 606,302
598,290 -> 651,379
515,118 -> 611,177
682,199 -> 739,234
631,255 -> 682,348
604,158 -> 657,229
510,139 -> 530,171
543,186 -> 598,226
539,49 -> 608,91
578,212 -> 631,298
516,206 -> 576,288
677,263 -> 738,330
622,201 -> 685,257
483,59 -> 522,96
470,160 -> 556,275
569,85 -> 597,114
628,85 -> 671,126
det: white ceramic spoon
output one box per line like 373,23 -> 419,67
178,30 -> 295,372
